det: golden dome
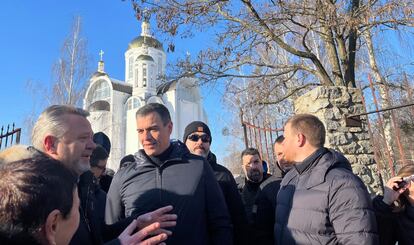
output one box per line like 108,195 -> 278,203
127,36 -> 163,51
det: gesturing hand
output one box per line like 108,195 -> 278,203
118,219 -> 169,245
383,176 -> 409,205
136,205 -> 177,230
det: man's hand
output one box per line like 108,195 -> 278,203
383,176 -> 409,205
136,205 -> 177,230
118,219 -> 169,245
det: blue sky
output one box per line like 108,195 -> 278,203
0,0 -> 237,158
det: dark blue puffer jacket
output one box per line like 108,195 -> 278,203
275,148 -> 378,245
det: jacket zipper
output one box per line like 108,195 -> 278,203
157,167 -> 162,203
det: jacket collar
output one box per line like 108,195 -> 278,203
134,140 -> 191,168
282,148 -> 351,189
294,147 -> 327,174
207,151 -> 217,166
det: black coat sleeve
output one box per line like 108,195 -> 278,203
105,169 -> 125,225
253,180 -> 281,245
219,169 -> 249,245
372,195 -> 398,245
204,161 -> 233,245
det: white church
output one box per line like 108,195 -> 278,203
83,18 -> 207,171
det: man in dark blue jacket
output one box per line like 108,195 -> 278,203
274,114 -> 378,244
106,103 -> 233,245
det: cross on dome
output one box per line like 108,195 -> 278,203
99,50 -> 105,61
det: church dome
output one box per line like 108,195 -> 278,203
136,54 -> 154,62
90,71 -> 107,79
128,36 -> 163,51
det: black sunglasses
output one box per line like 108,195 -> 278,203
187,134 -> 210,143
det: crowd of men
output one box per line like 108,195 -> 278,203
1,102 -> 412,245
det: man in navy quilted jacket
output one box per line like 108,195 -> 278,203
274,114 -> 378,245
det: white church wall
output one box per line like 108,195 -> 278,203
105,90 -> 129,171
162,90 -> 178,140
178,99 -> 201,141
125,97 -> 142,157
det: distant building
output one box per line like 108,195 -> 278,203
83,17 -> 207,171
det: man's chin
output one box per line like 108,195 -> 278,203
77,162 -> 91,175
194,149 -> 207,157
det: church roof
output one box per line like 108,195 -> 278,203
128,36 -> 163,51
111,80 -> 132,94
91,71 -> 107,79
157,80 -> 178,95
137,54 -> 154,62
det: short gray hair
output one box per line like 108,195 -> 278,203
32,105 -> 89,150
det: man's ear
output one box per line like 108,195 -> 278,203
44,135 -> 58,155
43,209 -> 60,245
297,133 -> 306,147
167,121 -> 173,134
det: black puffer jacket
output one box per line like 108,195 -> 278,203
373,195 -> 414,245
275,148 -> 378,245
207,152 -> 248,245
253,162 -> 287,245
70,171 -> 130,245
105,141 -> 233,245
70,171 -> 107,245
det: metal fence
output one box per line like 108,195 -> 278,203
0,123 -> 21,149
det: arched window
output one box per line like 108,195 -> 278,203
92,80 -> 110,102
142,63 -> 147,87
127,97 -> 142,110
157,54 -> 162,76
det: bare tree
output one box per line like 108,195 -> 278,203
24,16 -> 90,141
49,16 -> 90,106
127,0 -> 413,94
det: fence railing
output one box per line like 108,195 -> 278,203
0,123 -> 21,150
240,109 -> 283,174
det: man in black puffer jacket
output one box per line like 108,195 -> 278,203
106,103 -> 233,245
183,121 -> 248,245
274,114 -> 378,245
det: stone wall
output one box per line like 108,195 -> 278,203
294,86 -> 382,195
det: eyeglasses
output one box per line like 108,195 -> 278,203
93,165 -> 106,171
187,134 -> 210,143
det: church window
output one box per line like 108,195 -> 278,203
127,97 -> 141,110
142,64 -> 147,87
135,68 -> 139,87
157,54 -> 162,76
151,64 -> 155,87
92,80 -> 110,102
128,56 -> 133,79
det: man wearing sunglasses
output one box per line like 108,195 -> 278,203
183,121 -> 249,245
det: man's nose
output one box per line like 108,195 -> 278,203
142,130 -> 153,140
88,138 -> 97,150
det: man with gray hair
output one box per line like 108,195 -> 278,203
32,104 -> 176,245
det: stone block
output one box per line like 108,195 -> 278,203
295,98 -> 330,113
326,121 -> 341,132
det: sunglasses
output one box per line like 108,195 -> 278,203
187,134 -> 210,143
